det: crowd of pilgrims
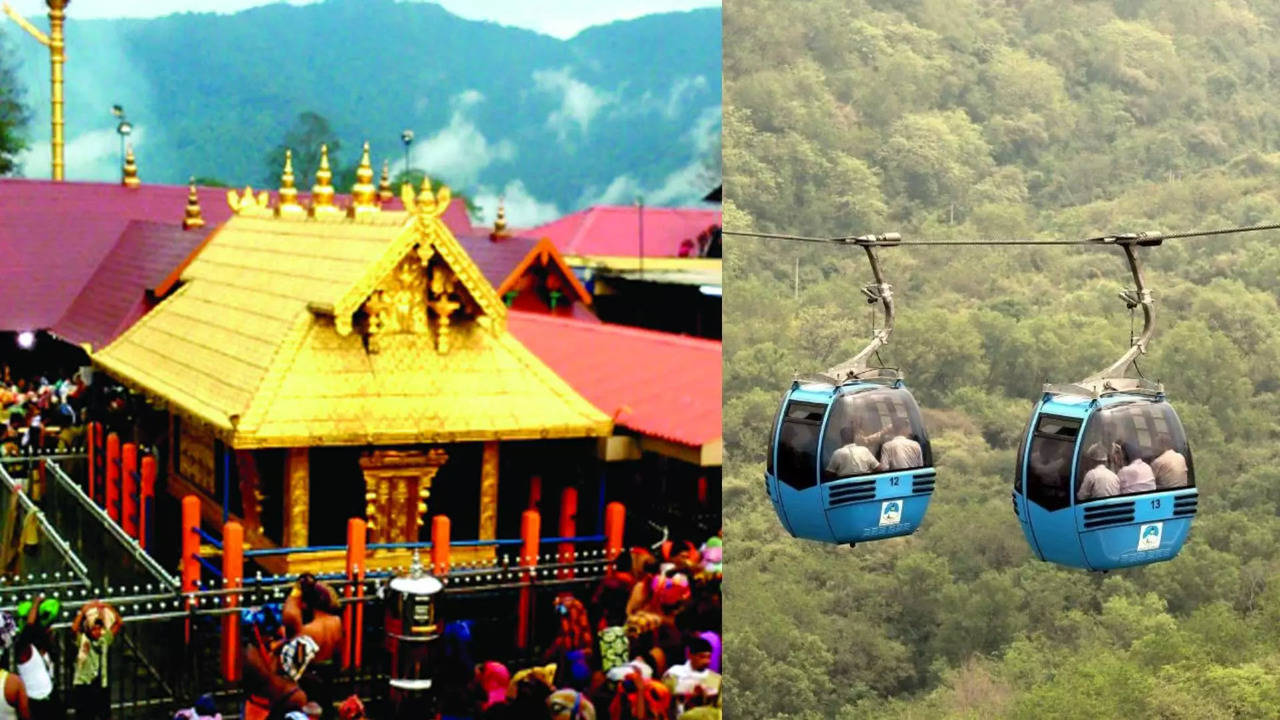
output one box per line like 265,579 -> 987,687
0,362 -> 722,719
0,367 -> 92,456
235,535 -> 722,720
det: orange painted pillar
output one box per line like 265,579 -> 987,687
221,521 -> 243,682
557,487 -> 577,579
105,433 -> 120,521
604,502 -> 625,560
121,443 -> 138,537
181,495 -> 200,642
86,422 -> 98,499
139,456 -> 156,550
431,515 -> 451,576
343,518 -> 367,670
516,509 -> 540,650
350,518 -> 366,668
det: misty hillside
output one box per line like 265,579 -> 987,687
3,0 -> 721,224
726,0 -> 1280,717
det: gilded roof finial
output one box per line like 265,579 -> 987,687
310,144 -> 342,219
183,177 -> 205,229
122,144 -> 140,188
416,174 -> 434,207
277,149 -> 305,219
378,159 -> 393,203
349,141 -> 379,219
490,196 -> 511,241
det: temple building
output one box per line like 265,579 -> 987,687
91,145 -> 613,572
457,204 -> 598,322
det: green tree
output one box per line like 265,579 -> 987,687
263,111 -> 343,190
0,33 -> 31,176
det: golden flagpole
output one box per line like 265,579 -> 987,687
2,0 -> 68,180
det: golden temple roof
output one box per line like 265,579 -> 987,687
94,182 -> 612,448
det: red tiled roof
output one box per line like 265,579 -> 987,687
456,233 -> 593,306
51,221 -> 213,351
0,179 -> 474,332
455,234 -> 542,291
525,205 -> 721,257
0,179 -> 235,330
508,311 -> 721,447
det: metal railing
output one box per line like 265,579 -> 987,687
0,464 -> 91,586
44,460 -> 178,589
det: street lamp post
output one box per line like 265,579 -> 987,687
113,106 -> 132,169
401,129 -> 414,179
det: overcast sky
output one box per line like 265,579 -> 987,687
5,0 -> 720,39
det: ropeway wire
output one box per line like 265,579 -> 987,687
724,221 -> 1280,247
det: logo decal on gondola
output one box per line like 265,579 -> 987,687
1137,522 -> 1162,551
879,501 -> 902,526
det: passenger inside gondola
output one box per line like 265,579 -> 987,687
1072,403 -> 1195,502
879,416 -> 922,470
825,426 -> 882,477
1152,433 -> 1189,489
1116,440 -> 1156,495
1077,443 -> 1120,501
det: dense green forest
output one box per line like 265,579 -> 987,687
724,1 -> 1280,717
3,0 -> 720,220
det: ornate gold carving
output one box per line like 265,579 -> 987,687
378,159 -> 393,203
183,177 -> 205,229
178,421 -> 216,497
285,448 -> 310,548
480,441 -> 498,540
401,175 -> 452,221
122,144 -> 140,188
227,185 -> 271,216
310,144 -> 343,220
276,149 -> 306,219
428,263 -> 463,353
349,141 -> 380,219
359,449 -> 448,544
358,248 -> 469,354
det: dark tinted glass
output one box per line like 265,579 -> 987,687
1075,401 -> 1194,502
819,387 -> 931,481
777,401 -> 825,490
766,393 -> 788,476
1014,408 -> 1035,495
1026,414 -> 1078,511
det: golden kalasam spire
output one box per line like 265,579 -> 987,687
122,144 -> 140,188
490,197 -> 511,240
415,174 -> 437,215
378,159 -> 393,203
183,177 -> 205,230
349,141 -> 379,218
310,144 -> 342,219
276,149 -> 305,219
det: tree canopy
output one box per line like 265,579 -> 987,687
0,33 -> 30,176
724,1 -> 1280,717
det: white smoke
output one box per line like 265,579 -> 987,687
472,180 -> 562,228
390,90 -> 516,187
532,68 -> 615,142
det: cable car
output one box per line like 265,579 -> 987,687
765,234 -> 936,546
1013,234 -> 1198,570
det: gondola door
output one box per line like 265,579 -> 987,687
769,390 -> 832,541
1021,405 -> 1087,567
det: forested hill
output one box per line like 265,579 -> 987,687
725,1 -> 1280,718
3,0 -> 720,222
